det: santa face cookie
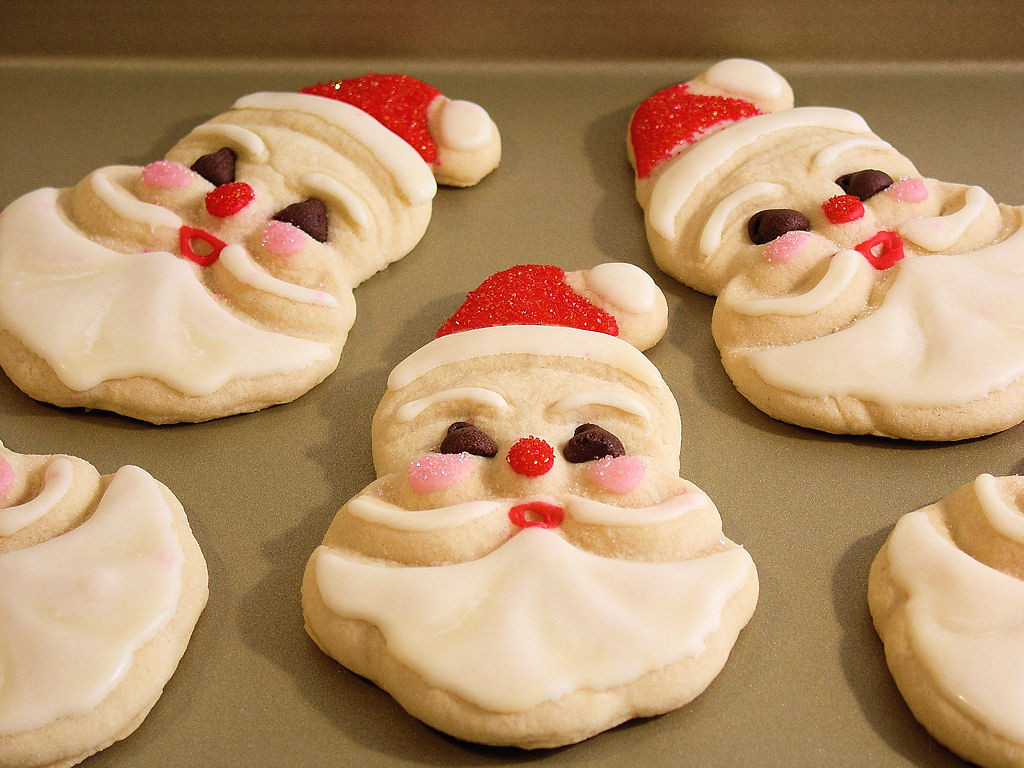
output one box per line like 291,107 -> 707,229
0,74 -> 500,423
629,58 -> 1024,440
302,263 -> 757,749
868,474 -> 1024,768
0,441 -> 208,768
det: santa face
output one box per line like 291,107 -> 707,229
371,327 -> 684,518
304,324 -> 758,747
631,59 -> 1024,439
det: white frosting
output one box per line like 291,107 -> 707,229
566,488 -> 711,526
886,506 -> 1024,743
188,123 -> 269,161
0,457 -> 73,537
701,58 -> 790,103
648,107 -> 872,240
745,223 -> 1024,407
344,488 -> 709,532
0,187 -> 333,395
897,186 -> 992,252
395,386 -> 509,423
300,172 -> 370,230
90,166 -> 183,230
315,528 -> 753,711
233,92 -> 437,205
387,326 -> 667,391
730,248 -> 867,317
0,465 -> 183,734
699,181 -> 785,259
347,483 -> 503,530
583,262 -> 659,314
812,136 -> 895,169
434,99 -> 493,152
549,390 -> 650,419
974,473 -> 1024,544
219,244 -> 339,307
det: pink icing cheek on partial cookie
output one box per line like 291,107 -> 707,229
407,452 -> 474,494
587,455 -> 646,494
0,456 -> 14,504
886,177 -> 929,204
763,230 -> 813,264
141,160 -> 194,189
261,220 -> 308,256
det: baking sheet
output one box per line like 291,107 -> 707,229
2,56 -> 1024,767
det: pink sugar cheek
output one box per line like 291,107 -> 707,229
406,452 -> 473,495
763,230 -> 812,264
587,455 -> 646,494
887,177 -> 929,204
141,160 -> 193,189
0,456 -> 14,504
261,220 -> 307,256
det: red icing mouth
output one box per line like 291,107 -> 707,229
178,226 -> 226,266
509,501 -> 564,529
854,230 -> 905,270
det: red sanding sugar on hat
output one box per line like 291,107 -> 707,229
301,74 -> 441,164
436,264 -> 619,338
630,83 -> 761,179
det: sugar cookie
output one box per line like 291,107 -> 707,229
0,74 -> 500,423
628,58 -> 1024,440
868,474 -> 1024,767
0,441 -> 208,768
302,263 -> 757,748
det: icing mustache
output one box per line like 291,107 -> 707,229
346,483 -> 713,532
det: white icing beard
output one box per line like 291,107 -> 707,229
315,486 -> 753,712
0,466 -> 183,734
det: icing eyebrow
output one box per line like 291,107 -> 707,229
548,391 -> 650,419
699,181 -> 785,259
395,387 -> 509,423
812,136 -> 894,169
188,123 -> 269,162
301,172 -> 371,229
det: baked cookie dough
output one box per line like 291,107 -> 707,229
868,474 -> 1024,768
0,74 -> 500,423
302,263 -> 757,748
0,441 -> 208,768
628,58 -> 1024,440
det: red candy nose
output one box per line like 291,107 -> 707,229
506,436 -> 554,477
509,501 -> 564,529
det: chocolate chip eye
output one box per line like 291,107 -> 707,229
747,209 -> 811,245
563,424 -> 626,463
273,198 -> 329,243
190,147 -> 237,187
439,422 -> 498,458
835,169 -> 894,201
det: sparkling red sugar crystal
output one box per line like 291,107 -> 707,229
301,74 -> 441,164
630,82 -> 761,179
435,264 -> 619,338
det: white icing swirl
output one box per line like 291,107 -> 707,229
812,136 -> 895,169
90,166 -> 183,230
886,506 -> 1024,743
897,186 -> 992,252
0,457 -> 73,537
549,390 -> 650,419
314,528 -> 753,712
188,123 -> 269,161
699,181 -> 785,259
300,172 -> 370,230
218,244 -> 339,307
387,326 -> 666,391
395,386 -> 509,423
0,465 -> 183,734
730,248 -> 866,317
974,473 -> 1024,544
